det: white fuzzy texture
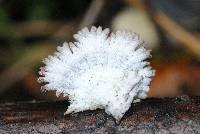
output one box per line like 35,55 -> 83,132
39,26 -> 155,121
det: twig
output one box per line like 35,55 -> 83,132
154,12 -> 200,58
127,0 -> 200,58
14,21 -> 77,40
79,0 -> 105,29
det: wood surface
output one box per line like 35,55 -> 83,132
1,96 -> 200,133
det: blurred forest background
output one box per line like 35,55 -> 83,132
0,0 -> 200,102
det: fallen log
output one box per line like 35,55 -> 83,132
0,96 -> 200,133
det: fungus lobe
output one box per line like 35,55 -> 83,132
38,26 -> 155,122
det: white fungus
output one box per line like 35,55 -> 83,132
38,26 -> 155,122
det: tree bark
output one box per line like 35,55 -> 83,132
1,96 -> 200,133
